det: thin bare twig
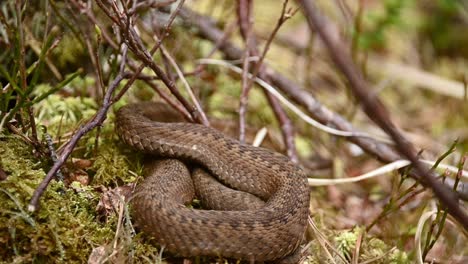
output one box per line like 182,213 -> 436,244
28,46 -> 128,211
296,0 -> 468,230
159,44 -> 210,125
111,0 -> 186,104
235,0 -> 299,161
128,0 -> 177,16
69,0 -> 118,50
237,0 -> 254,143
43,128 -> 64,182
197,59 -> 386,140
191,20 -> 238,77
29,0 -> 186,211
91,0 -> 193,122
144,81 -> 192,121
247,0 -> 298,90
180,7 -> 468,226
97,0 -> 207,124
265,91 -> 298,162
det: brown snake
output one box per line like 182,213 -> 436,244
115,102 -> 310,263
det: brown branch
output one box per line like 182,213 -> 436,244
179,7 -> 468,229
179,8 -> 399,161
235,0 -> 299,161
159,44 -> 210,125
128,0 -> 177,16
69,0 -> 167,86
96,0 -> 209,125
144,80 -> 192,122
237,0 -> 255,48
264,89 -> 299,163
237,0 -> 254,143
29,0 -> 186,211
69,0 -> 119,50
95,0 -> 194,122
296,0 -> 468,230
28,46 -> 128,212
111,2 -> 182,103
247,0 -> 298,87
191,20 -> 238,77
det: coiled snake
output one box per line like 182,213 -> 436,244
115,102 -> 310,263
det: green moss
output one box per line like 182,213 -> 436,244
53,34 -> 86,69
334,229 -> 359,260
33,83 -> 97,137
0,109 -> 161,263
92,142 -> 142,186
0,137 -> 115,263
330,228 -> 409,264
0,131 -> 163,263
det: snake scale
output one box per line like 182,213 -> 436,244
115,102 -> 310,263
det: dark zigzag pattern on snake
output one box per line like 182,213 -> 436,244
115,102 -> 310,262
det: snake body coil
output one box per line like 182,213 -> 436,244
115,103 -> 310,262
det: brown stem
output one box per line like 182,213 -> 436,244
98,0 -> 208,125
29,1 -> 187,211
180,7 -> 468,229
235,0 -> 298,161
29,51 -> 127,211
237,0 -> 255,143
107,3 -> 194,121
264,88 -> 298,163
296,0 -> 468,230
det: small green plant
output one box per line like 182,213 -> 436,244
0,1 -> 81,138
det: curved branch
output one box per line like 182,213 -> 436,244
296,0 -> 468,230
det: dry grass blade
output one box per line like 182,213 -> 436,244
308,159 -> 468,186
160,44 -> 210,125
369,57 -> 467,99
197,58 -> 392,141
